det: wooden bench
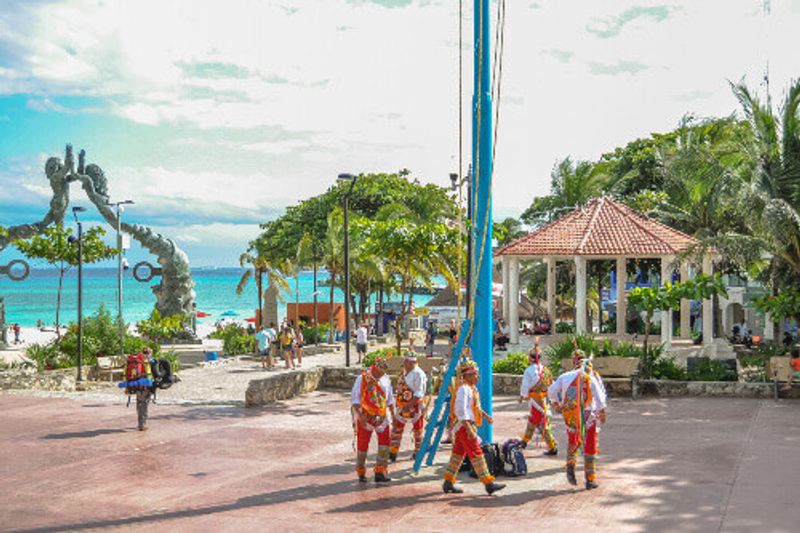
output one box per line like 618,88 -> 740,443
561,356 -> 640,398
94,355 -> 127,382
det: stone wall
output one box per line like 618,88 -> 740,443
245,368 -> 325,407
0,368 -> 77,392
639,380 -> 774,398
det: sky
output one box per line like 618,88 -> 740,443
1,0 -> 799,267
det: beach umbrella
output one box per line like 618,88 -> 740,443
244,317 -> 257,323
196,311 -> 211,318
221,310 -> 239,317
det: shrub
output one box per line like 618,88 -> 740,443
209,323 -> 256,355
25,343 -> 60,371
756,343 -> 788,357
301,322 -> 330,345
137,310 -> 187,343
492,352 -> 528,375
159,349 -> 181,372
555,322 -> 574,334
651,356 -> 687,380
362,346 -> 412,367
687,357 -> 736,382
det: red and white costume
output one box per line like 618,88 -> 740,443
351,368 -> 395,478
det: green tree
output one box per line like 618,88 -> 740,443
14,224 -> 117,337
493,217 -> 526,247
236,243 -> 290,327
628,274 -> 726,377
521,157 -> 609,226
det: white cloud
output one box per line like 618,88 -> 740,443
2,0 -> 800,226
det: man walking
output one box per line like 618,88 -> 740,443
351,356 -> 395,483
442,358 -> 506,495
548,350 -> 607,490
518,337 -> 558,455
389,352 -> 427,462
355,323 -> 368,365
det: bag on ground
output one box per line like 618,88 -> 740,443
468,442 -> 504,477
501,438 -> 528,477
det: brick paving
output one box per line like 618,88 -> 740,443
1,389 -> 798,532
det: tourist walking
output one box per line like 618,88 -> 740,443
294,326 -> 304,367
548,349 -> 607,490
255,325 -> 275,369
518,337 -> 558,455
442,358 -> 506,495
355,323 -> 368,365
280,326 -> 296,369
351,356 -> 395,483
389,352 -> 427,462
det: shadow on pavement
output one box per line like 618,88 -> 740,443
42,428 -> 130,439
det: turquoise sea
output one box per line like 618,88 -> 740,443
0,267 -> 435,328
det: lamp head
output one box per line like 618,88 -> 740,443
449,173 -> 458,190
337,173 -> 356,182
72,206 -> 87,213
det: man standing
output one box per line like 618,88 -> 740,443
136,347 -> 154,432
389,352 -> 427,462
255,325 -> 274,369
548,350 -> 607,490
355,323 -> 368,365
442,358 -> 506,495
351,356 -> 395,483
518,337 -> 558,455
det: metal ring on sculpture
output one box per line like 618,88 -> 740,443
1,259 -> 30,282
133,261 -> 162,283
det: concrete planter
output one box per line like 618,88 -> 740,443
639,380 -> 774,398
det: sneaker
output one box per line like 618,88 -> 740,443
543,448 -> 558,456
566,464 -> 577,485
443,481 -> 463,494
485,482 -> 506,495
358,476 -> 368,483
411,452 -> 417,461
374,473 -> 391,483
389,452 -> 397,463
138,425 -> 149,432
585,480 -> 599,490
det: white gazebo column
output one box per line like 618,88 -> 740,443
616,257 -> 627,337
679,262 -> 692,339
509,258 -> 520,344
575,256 -> 587,334
702,255 -> 714,347
501,256 -> 510,322
661,256 -> 674,348
546,257 -> 557,324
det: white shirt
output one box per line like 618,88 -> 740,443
356,326 -> 368,344
453,383 -> 477,422
351,373 -> 395,407
501,325 -> 511,335
520,363 -> 545,398
403,365 -> 427,399
548,368 -> 607,414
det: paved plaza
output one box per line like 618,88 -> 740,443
1,390 -> 798,532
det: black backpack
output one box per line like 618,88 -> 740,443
501,438 -> 528,477
151,358 -> 177,390
468,442 -> 504,478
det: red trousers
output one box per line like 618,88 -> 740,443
452,425 -> 483,459
356,420 -> 391,451
567,424 -> 598,455
528,406 -> 546,426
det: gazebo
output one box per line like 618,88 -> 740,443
494,197 -> 716,348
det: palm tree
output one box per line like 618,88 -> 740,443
321,209 -> 345,342
732,80 -> 800,287
521,157 -> 610,227
237,245 -> 290,327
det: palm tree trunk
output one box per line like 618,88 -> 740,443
256,268 -> 263,327
377,284 -> 384,336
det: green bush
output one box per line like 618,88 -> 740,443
362,346 -> 411,368
651,356 -> 687,380
137,309 -> 187,342
555,322 -> 574,334
687,357 -> 736,382
25,343 -> 60,371
756,343 -> 788,357
159,349 -> 181,372
209,323 -> 256,355
492,352 -> 528,375
301,322 -> 330,345
739,355 -> 766,368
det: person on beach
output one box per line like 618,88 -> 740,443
518,337 -> 558,455
442,358 -> 506,495
355,323 -> 368,365
548,349 -> 607,490
389,351 -> 427,462
280,326 -> 296,369
294,325 -> 304,367
13,323 -> 21,344
351,356 -> 395,483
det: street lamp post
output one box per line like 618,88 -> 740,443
69,206 -> 87,383
108,200 -> 134,357
337,173 -> 358,367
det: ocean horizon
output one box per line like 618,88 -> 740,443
0,266 -> 437,328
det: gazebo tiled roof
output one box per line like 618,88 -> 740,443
496,196 -> 697,257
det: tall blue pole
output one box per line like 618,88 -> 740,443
471,0 -> 493,442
